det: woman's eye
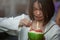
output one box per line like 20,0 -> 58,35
33,8 -> 42,11
33,8 -> 38,11
38,7 -> 42,11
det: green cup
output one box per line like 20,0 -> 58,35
28,31 -> 44,40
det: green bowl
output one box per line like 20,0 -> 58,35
28,32 -> 44,40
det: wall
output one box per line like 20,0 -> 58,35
0,0 -> 29,17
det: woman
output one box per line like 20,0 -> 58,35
19,0 -> 60,40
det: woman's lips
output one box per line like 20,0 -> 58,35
34,15 -> 43,18
34,16 -> 43,20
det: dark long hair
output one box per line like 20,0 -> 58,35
29,0 -> 55,25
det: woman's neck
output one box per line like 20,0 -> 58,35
35,20 -> 44,24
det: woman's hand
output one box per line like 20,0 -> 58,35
19,18 -> 32,27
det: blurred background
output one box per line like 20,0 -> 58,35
0,0 -> 30,17
0,0 -> 60,17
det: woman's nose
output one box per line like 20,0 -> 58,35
36,10 -> 41,15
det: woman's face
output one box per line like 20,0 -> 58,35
33,1 -> 44,21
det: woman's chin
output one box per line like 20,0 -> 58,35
34,17 -> 44,21
35,18 -> 44,21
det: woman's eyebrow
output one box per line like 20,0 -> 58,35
33,7 -> 42,10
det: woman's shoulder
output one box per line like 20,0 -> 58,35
47,20 -> 59,27
45,20 -> 60,32
49,21 -> 60,33
50,21 -> 59,29
50,21 -> 60,40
